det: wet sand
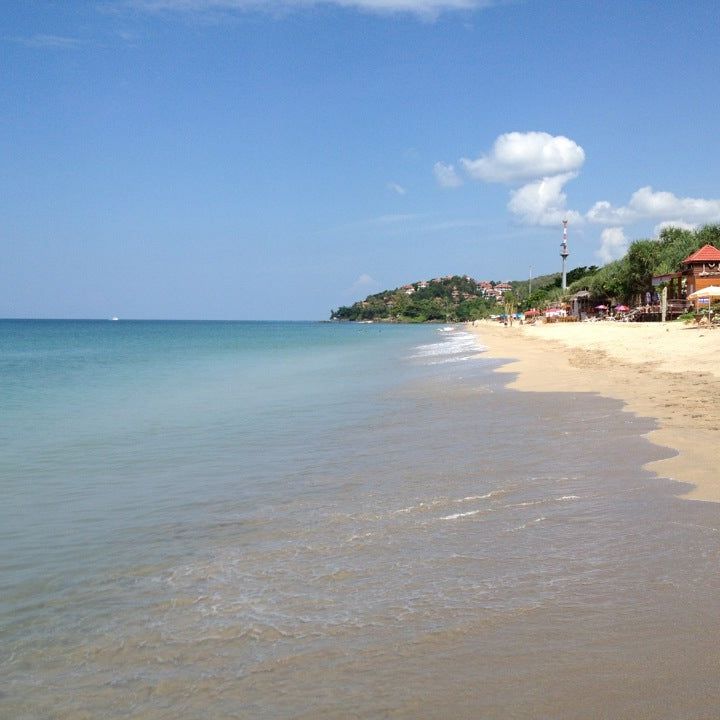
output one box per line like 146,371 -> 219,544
470,320 -> 720,503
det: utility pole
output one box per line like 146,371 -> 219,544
560,220 -> 569,291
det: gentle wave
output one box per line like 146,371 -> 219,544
410,328 -> 483,363
507,516 -> 547,532
424,353 -> 487,365
390,489 -> 509,518
4,320 -> 713,720
440,509 -> 484,520
461,490 -> 507,502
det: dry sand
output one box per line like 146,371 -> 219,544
469,319 -> 720,503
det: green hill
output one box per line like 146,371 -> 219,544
330,268 -> 596,323
331,224 -> 720,323
331,275 -> 500,323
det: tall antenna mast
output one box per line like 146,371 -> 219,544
560,219 -> 569,291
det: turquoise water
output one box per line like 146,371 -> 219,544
3,320 -> 720,719
1,321 -> 440,620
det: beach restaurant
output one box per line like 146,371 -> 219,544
683,244 -> 720,296
652,243 -> 720,304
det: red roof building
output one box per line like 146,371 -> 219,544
681,244 -> 720,264
681,243 -> 720,296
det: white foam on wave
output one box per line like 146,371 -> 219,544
505,494 -> 580,509
424,353 -> 487,365
391,498 -> 448,515
346,531 -> 375,542
508,516 -> 546,532
392,490 -> 505,518
507,499 -> 547,509
410,329 -> 484,365
440,509 -> 482,520
461,489 -> 506,502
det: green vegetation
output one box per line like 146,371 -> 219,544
517,225 -> 720,309
330,225 -> 720,322
567,225 -> 720,304
331,276 -> 498,322
513,266 -> 600,311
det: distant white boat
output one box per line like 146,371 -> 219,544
111,317 -> 119,321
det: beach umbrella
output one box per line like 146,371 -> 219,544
688,286 -> 720,312
595,304 -> 608,310
524,309 -> 540,316
687,286 -> 720,300
614,304 -> 629,312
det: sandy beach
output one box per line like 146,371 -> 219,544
470,320 -> 720,503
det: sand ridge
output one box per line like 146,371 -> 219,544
469,320 -> 720,503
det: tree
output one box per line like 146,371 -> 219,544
553,265 -> 599,288
622,239 -> 662,300
588,260 -> 626,300
655,226 -> 699,274
695,224 -> 720,247
503,290 -> 518,316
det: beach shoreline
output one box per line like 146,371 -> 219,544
469,320 -> 720,503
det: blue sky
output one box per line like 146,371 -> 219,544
3,0 -> 720,319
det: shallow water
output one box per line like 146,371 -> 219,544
2,320 -> 719,719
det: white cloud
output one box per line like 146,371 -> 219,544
368,213 -> 419,225
587,186 -> 720,225
442,131 -> 584,225
585,200 -> 633,225
12,34 -> 83,49
330,0 -> 487,14
507,172 -> 581,226
349,273 -> 380,296
631,186 -> 719,218
596,227 -> 628,264
125,0 -> 493,19
433,161 -> 463,188
387,182 -> 406,195
653,220 -> 698,236
459,131 -> 585,183
440,130 -> 720,242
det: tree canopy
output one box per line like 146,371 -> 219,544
564,225 -> 719,303
330,225 -> 720,321
331,276 -> 498,322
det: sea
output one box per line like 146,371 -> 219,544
2,319 -> 720,719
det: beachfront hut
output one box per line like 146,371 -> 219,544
544,307 -> 566,319
651,244 -> 720,318
570,290 -> 592,319
682,244 -> 720,297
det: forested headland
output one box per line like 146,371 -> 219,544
330,225 -> 720,322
